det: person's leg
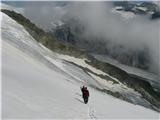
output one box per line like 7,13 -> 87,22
86,97 -> 88,103
83,97 -> 86,103
83,96 -> 85,103
84,97 -> 88,104
85,97 -> 88,103
84,99 -> 87,104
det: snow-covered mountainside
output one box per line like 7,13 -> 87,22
92,54 -> 159,92
1,12 -> 159,119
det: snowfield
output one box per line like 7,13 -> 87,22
1,12 -> 159,119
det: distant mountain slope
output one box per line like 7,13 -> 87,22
113,1 -> 159,16
92,54 -> 159,91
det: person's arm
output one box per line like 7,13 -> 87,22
81,87 -> 83,92
88,90 -> 89,97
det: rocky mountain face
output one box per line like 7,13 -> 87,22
52,19 -> 151,72
113,1 -> 159,15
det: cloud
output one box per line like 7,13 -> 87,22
1,3 -> 24,14
19,2 -> 68,30
66,2 -> 159,75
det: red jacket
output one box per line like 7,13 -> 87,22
81,87 -> 89,97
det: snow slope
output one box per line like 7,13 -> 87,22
1,12 -> 159,119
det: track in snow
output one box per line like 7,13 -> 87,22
88,105 -> 97,119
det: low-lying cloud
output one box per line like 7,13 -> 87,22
66,2 -> 159,75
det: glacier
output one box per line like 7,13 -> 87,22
1,12 -> 159,119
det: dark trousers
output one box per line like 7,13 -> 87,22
83,96 -> 89,104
